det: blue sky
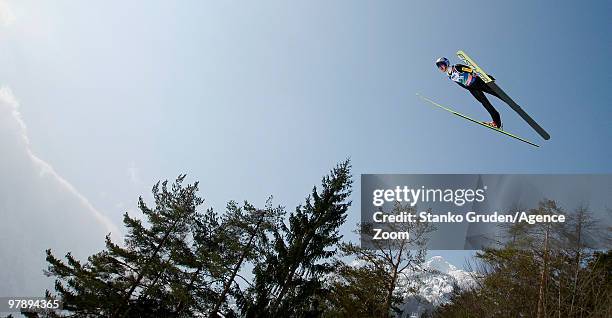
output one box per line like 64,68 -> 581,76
1,0 -> 610,271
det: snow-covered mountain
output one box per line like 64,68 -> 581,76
396,256 -> 476,317
327,255 -> 476,317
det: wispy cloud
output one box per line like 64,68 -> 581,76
0,86 -> 121,296
0,87 -> 119,236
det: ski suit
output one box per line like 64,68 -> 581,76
448,64 -> 502,128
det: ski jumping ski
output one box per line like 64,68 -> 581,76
416,93 -> 540,147
456,50 -> 550,140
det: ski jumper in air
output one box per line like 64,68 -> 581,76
435,57 -> 502,129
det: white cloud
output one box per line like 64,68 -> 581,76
0,86 -> 121,296
0,0 -> 15,26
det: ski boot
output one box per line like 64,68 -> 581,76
482,121 -> 502,129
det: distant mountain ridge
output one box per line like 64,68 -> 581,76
396,256 -> 476,317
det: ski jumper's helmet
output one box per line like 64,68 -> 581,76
435,57 -> 450,68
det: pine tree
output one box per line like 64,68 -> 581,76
322,263 -> 389,317
45,175 -> 220,317
210,199 -> 284,317
240,160 -> 352,317
39,161 -> 356,317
